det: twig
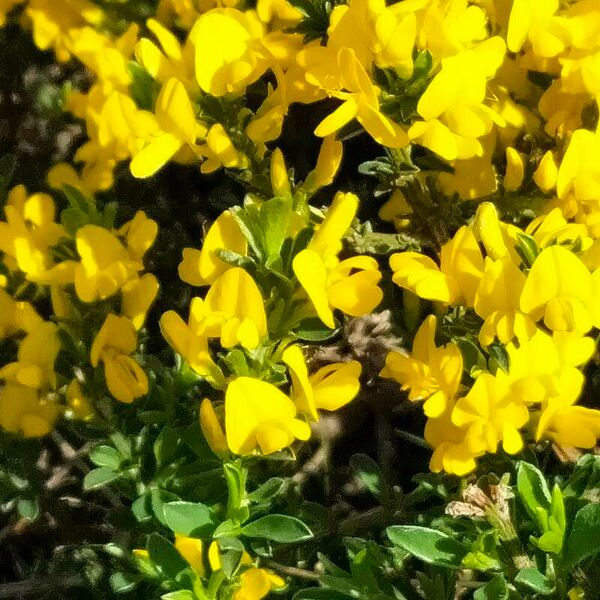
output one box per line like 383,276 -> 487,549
263,560 -> 320,582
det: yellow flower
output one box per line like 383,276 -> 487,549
191,8 -> 269,97
74,225 -> 141,303
282,345 -> 361,421
533,150 -> 558,193
0,321 -> 62,437
507,0 -> 570,58
310,47 -> 408,148
425,405 -> 478,477
225,377 -> 311,455
556,128 -> 600,219
504,147 -> 525,191
68,24 -> 138,93
409,38 -> 506,161
130,78 -> 205,178
66,380 -> 94,421
118,211 -> 159,263
179,211 -> 247,287
389,226 -> 484,306
234,566 -> 286,600
121,274 -> 160,331
0,185 -> 67,283
520,245 -> 600,333
204,268 -> 268,350
525,207 -> 591,252
452,372 -> 530,455
381,315 -> 462,418
474,257 -> 537,346
199,398 -> 229,459
293,192 -> 382,328
0,322 -> 61,390
270,148 -> 292,198
535,368 -> 600,449
301,135 -> 344,194
91,314 -> 148,403
160,298 -> 225,386
174,535 -> 204,575
0,383 -> 62,438
472,201 -> 521,263
24,0 -> 104,62
497,329 -> 594,405
294,252 -> 383,328
135,18 -> 196,90
0,289 -> 42,340
197,124 -> 250,174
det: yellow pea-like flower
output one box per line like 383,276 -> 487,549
191,8 -> 269,97
160,297 -> 225,386
74,225 -> 141,303
520,245 -> 600,333
282,344 -> 361,421
452,372 -> 529,456
390,226 -> 484,307
91,314 -> 148,403
381,315 -> 463,418
225,377 -> 311,455
199,398 -> 229,459
0,383 -> 62,438
474,257 -> 537,346
204,268 -> 267,350
121,273 -> 160,331
174,535 -> 204,575
130,77 -> 205,178
179,211 -> 247,287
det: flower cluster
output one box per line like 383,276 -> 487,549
0,183 -> 158,435
383,201 -> 600,475
2,0 -> 600,596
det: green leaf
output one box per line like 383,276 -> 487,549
349,454 -> 382,497
89,445 -> 123,469
151,489 -> 181,526
514,568 -> 555,595
161,592 -> 196,600
218,537 -> 244,579
83,467 -> 120,490
296,317 -> 337,341
516,232 -> 539,268
387,526 -> 468,568
163,501 -> 218,537
247,477 -> 285,503
564,503 -> 600,567
455,337 -> 487,376
473,575 -> 508,600
61,207 -> 88,235
147,533 -> 188,580
517,461 -> 551,532
242,514 -> 313,543
17,497 -> 40,521
109,572 -> 138,593
154,427 -> 179,468
260,196 -> 292,263
487,342 -> 510,374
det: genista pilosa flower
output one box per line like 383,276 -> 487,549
293,192 -> 383,328
381,315 -> 463,418
91,314 -> 148,403
225,376 -> 311,455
